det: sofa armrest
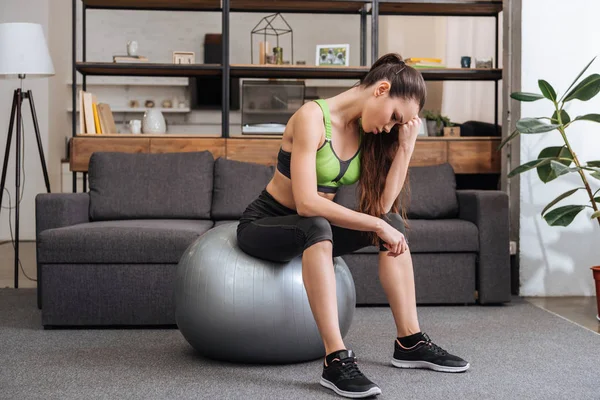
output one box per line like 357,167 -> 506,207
35,192 -> 90,309
457,190 -> 510,304
35,193 -> 90,237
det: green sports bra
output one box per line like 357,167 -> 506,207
277,99 -> 362,193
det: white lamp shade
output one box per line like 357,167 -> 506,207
0,22 -> 55,78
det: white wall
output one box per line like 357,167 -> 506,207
520,0 -> 600,296
443,15 -> 503,124
0,0 -> 52,241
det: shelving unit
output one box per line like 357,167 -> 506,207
378,0 -> 503,130
71,0 -> 505,192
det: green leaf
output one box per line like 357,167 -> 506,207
498,129 -> 519,151
508,157 -> 554,178
563,74 -> 600,102
510,92 -> 544,102
559,56 -> 597,103
549,161 -> 582,178
551,109 -> 571,124
538,80 -> 557,101
573,114 -> 600,123
543,205 -> 586,227
591,170 -> 600,181
537,146 -> 573,183
516,118 -> 560,133
587,160 -> 600,167
592,210 -> 600,219
542,188 -> 581,216
593,197 -> 600,204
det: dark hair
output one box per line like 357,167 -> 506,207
360,53 -> 427,110
357,53 -> 426,244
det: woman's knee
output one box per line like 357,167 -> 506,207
298,216 -> 333,250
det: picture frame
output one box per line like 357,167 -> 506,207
172,51 -> 195,64
316,44 -> 349,66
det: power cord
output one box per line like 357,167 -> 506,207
1,112 -> 37,282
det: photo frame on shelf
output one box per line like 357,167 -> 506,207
316,44 -> 349,66
172,51 -> 195,64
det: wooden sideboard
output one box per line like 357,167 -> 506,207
70,134 -> 501,174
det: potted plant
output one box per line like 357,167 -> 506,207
500,56 -> 600,320
422,109 -> 451,136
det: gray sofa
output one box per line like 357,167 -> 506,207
36,151 -> 510,327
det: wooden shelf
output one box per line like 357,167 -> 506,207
75,62 -> 500,81
378,0 -> 503,16
231,64 -> 370,79
232,64 -> 501,81
416,68 -> 502,81
75,62 -> 221,77
69,107 -> 190,113
82,0 -> 221,11
230,0 -> 368,13
71,135 -> 500,173
82,0 -> 368,13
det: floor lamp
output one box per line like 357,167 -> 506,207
0,23 -> 54,288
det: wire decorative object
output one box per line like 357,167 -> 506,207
251,13 -> 294,65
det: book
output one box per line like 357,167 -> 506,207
113,55 -> 149,63
92,103 -> 102,134
97,103 -> 117,134
82,91 -> 96,134
405,57 -> 443,64
78,90 -> 86,134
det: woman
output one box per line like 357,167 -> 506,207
236,53 -> 469,399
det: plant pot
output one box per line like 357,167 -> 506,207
592,266 -> 600,321
426,120 -> 442,136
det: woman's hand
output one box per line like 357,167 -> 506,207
376,221 -> 409,257
397,116 -> 421,152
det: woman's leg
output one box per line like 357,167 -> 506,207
331,213 -> 420,337
237,215 -> 345,355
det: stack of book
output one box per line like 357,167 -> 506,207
112,55 -> 149,63
79,90 -> 116,134
405,57 -> 446,69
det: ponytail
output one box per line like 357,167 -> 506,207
357,53 -> 425,245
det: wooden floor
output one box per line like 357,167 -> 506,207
1,241 -> 598,333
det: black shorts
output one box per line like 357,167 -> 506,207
236,189 -> 406,263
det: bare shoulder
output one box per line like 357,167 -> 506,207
289,102 -> 325,147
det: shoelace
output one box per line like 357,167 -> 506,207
422,333 -> 448,356
338,357 -> 364,380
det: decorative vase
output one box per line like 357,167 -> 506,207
592,266 -> 600,321
142,109 -> 166,134
127,40 -> 138,56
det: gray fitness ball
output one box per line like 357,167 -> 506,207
174,222 -> 356,364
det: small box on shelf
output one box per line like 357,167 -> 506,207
443,126 -> 461,137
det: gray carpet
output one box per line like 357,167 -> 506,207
1,289 -> 598,400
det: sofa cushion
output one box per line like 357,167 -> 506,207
334,163 -> 459,219
211,157 -> 274,220
37,219 -> 214,264
89,151 -> 214,221
353,219 -> 478,254
213,220 -> 238,227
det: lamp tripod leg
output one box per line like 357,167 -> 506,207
0,90 -> 19,288
14,89 -> 23,289
26,90 -> 51,193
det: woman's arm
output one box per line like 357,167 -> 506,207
290,104 -> 383,233
380,117 -> 421,213
381,147 -> 414,213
